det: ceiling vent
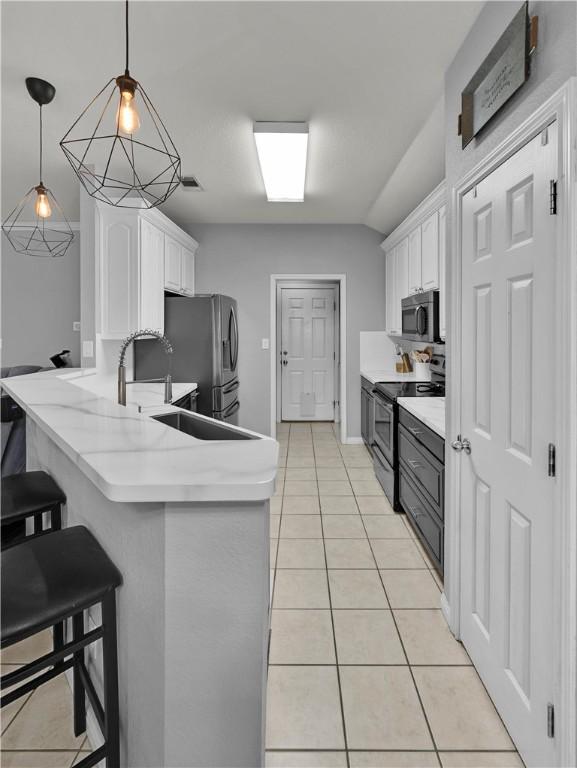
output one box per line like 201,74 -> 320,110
180,175 -> 202,190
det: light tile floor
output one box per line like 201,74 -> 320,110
1,421 -> 522,768
267,422 -> 523,768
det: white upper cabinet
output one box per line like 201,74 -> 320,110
438,204 -> 447,340
385,247 -> 397,335
381,181 -> 446,340
164,235 -> 182,293
97,203 -> 198,340
408,227 -> 422,294
164,237 -> 196,296
139,218 -> 165,334
384,238 -> 408,336
395,237 -> 409,332
421,210 -> 439,290
181,247 -> 195,296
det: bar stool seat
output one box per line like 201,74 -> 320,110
1,526 -> 122,768
1,470 -> 66,526
2,526 -> 121,646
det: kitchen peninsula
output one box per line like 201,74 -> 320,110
1,368 -> 277,768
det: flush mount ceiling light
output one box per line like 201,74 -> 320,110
60,0 -> 181,209
253,122 -> 309,202
2,77 -> 74,258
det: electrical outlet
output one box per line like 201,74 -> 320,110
82,340 -> 94,358
262,338 -> 270,350
73,321 -> 81,332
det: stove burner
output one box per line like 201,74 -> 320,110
416,382 -> 444,395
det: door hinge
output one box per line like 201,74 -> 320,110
547,703 -> 555,738
549,180 -> 557,214
548,443 -> 556,477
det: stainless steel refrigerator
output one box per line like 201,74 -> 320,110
134,294 -> 240,423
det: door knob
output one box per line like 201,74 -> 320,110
282,350 -> 288,355
451,435 -> 471,454
282,359 -> 288,366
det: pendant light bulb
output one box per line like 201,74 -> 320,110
35,186 -> 52,219
116,76 -> 140,135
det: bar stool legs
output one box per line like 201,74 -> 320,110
102,593 -> 120,768
73,613 -> 86,737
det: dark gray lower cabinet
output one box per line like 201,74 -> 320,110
398,406 -> 444,578
361,377 -> 375,451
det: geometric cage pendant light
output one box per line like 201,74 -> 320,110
2,78 -> 74,258
60,0 -> 181,209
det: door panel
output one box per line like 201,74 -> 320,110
281,287 -> 336,421
460,125 -> 557,767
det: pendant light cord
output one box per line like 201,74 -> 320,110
39,105 -> 43,185
125,0 -> 129,74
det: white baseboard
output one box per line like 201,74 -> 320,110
440,591 -> 452,629
343,436 -> 364,445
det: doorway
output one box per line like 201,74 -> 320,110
270,275 -> 347,442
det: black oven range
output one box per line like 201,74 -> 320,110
372,354 -> 445,511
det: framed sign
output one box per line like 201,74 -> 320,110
458,2 -> 538,148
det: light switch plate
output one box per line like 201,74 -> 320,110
82,340 -> 94,358
73,321 -> 81,332
261,338 -> 270,350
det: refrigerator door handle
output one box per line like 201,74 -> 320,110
230,307 -> 239,372
222,400 -> 240,419
222,379 -> 239,395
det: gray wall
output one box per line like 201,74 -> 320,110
1,235 -> 80,368
190,224 -> 385,437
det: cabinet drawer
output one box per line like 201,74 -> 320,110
398,426 -> 444,517
400,472 -> 443,572
398,407 -> 444,462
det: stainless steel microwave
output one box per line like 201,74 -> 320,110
401,290 -> 440,342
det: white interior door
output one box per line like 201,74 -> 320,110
459,124 -> 558,767
281,287 -> 336,421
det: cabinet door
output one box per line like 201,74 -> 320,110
180,247 -> 195,296
408,227 -> 422,294
139,218 -> 165,334
99,211 -> 139,339
395,237 -> 409,334
385,249 -> 396,334
438,205 -> 446,340
164,235 -> 182,292
421,211 -> 439,290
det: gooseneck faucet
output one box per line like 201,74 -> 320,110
118,329 -> 173,406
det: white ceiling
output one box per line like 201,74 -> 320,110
1,1 -> 482,232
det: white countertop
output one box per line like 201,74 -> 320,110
2,368 -> 277,503
397,396 -> 446,439
361,369 -> 428,385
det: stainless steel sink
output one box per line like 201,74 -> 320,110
152,411 -> 255,441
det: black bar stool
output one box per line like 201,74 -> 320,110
1,526 -> 123,768
1,470 -> 66,549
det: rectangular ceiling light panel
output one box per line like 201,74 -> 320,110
253,122 -> 309,202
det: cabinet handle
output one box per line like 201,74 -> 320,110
408,459 -> 422,469
408,426 -> 422,436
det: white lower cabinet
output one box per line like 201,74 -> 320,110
97,203 -> 198,340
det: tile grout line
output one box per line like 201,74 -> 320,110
312,426 -> 351,767
353,478 -> 442,765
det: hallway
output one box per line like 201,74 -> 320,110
266,422 -> 522,768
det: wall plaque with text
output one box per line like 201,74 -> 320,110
459,2 -> 537,149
